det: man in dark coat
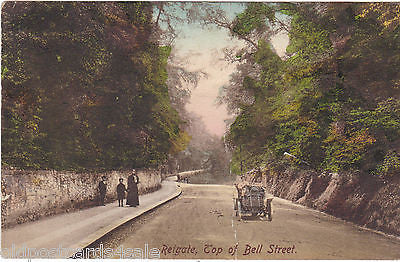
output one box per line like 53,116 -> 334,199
117,178 -> 127,207
98,176 -> 107,206
126,170 -> 140,207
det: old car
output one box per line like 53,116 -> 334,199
233,177 -> 272,221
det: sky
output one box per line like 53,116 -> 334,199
171,3 -> 289,137
176,26 -> 242,137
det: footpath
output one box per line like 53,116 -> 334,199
1,178 -> 180,259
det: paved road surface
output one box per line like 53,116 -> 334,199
95,183 -> 400,259
1,180 -> 179,258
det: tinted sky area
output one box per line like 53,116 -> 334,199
170,3 -> 289,137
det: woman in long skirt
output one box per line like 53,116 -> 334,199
126,171 -> 139,207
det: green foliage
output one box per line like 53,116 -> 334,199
349,98 -> 400,140
227,3 -> 400,177
232,3 -> 275,37
323,128 -> 376,172
375,151 -> 400,177
255,40 -> 283,87
284,12 -> 333,81
1,2 -> 188,171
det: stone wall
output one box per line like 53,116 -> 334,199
262,166 -> 400,236
176,169 -> 205,180
1,168 -> 163,228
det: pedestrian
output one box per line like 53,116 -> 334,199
117,178 -> 127,207
98,176 -> 107,206
126,170 -> 140,207
265,198 -> 273,221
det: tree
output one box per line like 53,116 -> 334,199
2,2 -> 189,171
222,3 -> 400,177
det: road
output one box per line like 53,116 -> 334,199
1,180 -> 180,259
90,183 -> 400,259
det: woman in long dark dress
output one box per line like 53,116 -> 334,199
126,171 -> 139,207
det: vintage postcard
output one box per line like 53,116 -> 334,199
1,1 -> 400,260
